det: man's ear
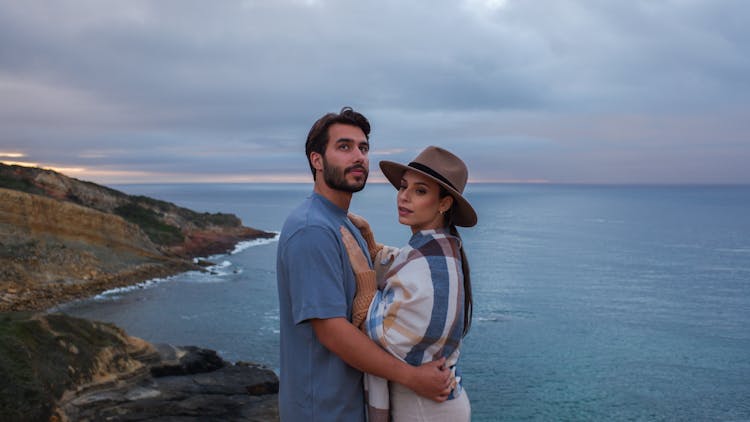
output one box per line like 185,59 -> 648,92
310,152 -> 323,172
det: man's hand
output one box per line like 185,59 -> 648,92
403,357 -> 452,402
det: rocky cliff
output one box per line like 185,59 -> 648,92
0,312 -> 279,422
0,163 -> 275,311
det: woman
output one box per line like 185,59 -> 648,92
340,146 -> 476,421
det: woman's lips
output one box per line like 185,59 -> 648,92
398,206 -> 412,217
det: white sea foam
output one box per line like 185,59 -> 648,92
170,233 -> 279,282
93,277 -> 170,300
219,260 -> 232,267
229,232 -> 280,255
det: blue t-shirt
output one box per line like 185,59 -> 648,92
276,192 -> 370,421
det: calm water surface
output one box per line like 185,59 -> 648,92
59,183 -> 750,421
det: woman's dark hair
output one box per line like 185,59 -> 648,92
440,187 -> 473,337
305,106 -> 370,180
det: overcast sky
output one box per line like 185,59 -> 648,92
1,0 -> 748,184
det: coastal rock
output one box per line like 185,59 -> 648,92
63,363 -> 279,422
0,312 -> 279,422
149,344 -> 227,377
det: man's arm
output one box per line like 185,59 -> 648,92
311,317 -> 452,402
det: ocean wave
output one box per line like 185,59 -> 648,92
716,247 -> 750,254
215,260 -> 232,268
93,277 -> 172,300
585,218 -> 625,224
475,309 -> 534,323
197,261 -> 237,279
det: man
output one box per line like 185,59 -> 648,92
276,107 -> 452,420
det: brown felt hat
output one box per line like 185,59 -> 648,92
379,146 -> 477,227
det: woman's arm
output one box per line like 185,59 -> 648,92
340,226 -> 377,329
310,317 -> 452,402
348,212 -> 383,260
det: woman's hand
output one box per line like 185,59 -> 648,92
348,212 -> 371,232
372,248 -> 395,287
348,212 -> 382,261
340,226 -> 371,274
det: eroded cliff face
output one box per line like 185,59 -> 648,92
1,187 -> 160,257
0,164 -> 275,311
0,187 -> 195,311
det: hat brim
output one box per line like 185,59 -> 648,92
380,160 -> 477,227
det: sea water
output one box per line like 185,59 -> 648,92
58,183 -> 750,421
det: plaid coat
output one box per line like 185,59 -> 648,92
364,228 -> 466,420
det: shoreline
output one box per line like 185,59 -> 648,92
1,232 -> 280,313
48,234 -> 281,313
1,260 -> 196,313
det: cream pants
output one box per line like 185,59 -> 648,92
390,382 -> 471,421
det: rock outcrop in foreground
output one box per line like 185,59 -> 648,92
0,312 -> 279,422
0,163 -> 276,311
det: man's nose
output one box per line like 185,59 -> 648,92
352,148 -> 366,162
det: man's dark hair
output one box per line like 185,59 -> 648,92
305,106 -> 371,180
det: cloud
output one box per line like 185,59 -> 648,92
0,0 -> 748,184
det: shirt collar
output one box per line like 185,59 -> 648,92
409,227 -> 454,247
311,192 -> 348,218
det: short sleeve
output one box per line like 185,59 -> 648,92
282,225 -> 348,324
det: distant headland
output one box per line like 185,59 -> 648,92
0,162 -> 276,311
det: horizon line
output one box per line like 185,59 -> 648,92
3,161 -> 748,187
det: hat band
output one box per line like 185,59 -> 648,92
408,162 -> 457,191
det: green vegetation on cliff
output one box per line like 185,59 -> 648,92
1,163 -> 254,248
114,202 -> 185,246
0,173 -> 45,196
0,313 -> 128,422
131,195 -> 241,228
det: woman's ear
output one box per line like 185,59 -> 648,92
440,195 -> 454,214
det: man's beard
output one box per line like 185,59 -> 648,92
322,156 -> 368,193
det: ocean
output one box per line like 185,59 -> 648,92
57,183 -> 750,421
